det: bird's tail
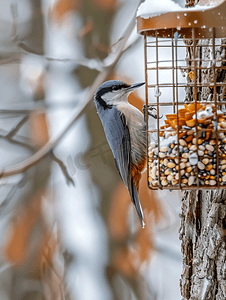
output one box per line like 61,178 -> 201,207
131,181 -> 145,228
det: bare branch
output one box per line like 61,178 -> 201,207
0,128 -> 37,152
51,152 -> 75,186
18,42 -> 44,56
5,115 -> 29,139
0,50 -> 105,72
0,53 -> 22,65
0,30 -> 139,72
46,56 -> 104,72
0,94 -> 86,115
10,3 -> 18,38
0,174 -> 28,216
0,3 -> 141,178
1,128 -> 74,184
2,136 -> 34,152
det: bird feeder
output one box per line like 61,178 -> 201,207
137,0 -> 226,190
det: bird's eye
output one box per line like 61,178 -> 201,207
112,86 -> 117,91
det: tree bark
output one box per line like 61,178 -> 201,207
180,1 -> 226,299
180,190 -> 226,299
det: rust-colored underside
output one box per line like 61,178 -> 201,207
131,158 -> 146,189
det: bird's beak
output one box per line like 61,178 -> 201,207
124,82 -> 145,92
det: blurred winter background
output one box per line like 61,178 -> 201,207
0,0 -> 186,299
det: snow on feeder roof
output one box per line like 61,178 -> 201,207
137,0 -> 226,190
137,0 -> 226,38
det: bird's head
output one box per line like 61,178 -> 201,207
94,80 -> 145,107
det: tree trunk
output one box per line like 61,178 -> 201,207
180,1 -> 226,299
180,190 -> 226,299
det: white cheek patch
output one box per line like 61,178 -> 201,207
102,91 -> 128,105
101,91 -> 116,103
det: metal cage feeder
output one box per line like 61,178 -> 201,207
137,0 -> 226,190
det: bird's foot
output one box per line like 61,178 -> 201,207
143,104 -> 163,121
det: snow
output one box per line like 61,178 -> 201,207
137,0 -> 182,19
137,0 -> 215,19
159,134 -> 177,147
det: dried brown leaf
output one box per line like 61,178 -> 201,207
50,0 -> 81,22
30,112 -> 49,147
88,0 -> 117,12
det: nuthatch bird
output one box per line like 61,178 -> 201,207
94,80 -> 152,228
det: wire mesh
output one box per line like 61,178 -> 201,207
146,27 -> 226,190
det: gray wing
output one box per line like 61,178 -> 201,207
96,104 -> 144,227
98,106 -> 131,191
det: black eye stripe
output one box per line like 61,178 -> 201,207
112,84 -> 129,92
94,81 -> 130,110
95,81 -> 130,98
